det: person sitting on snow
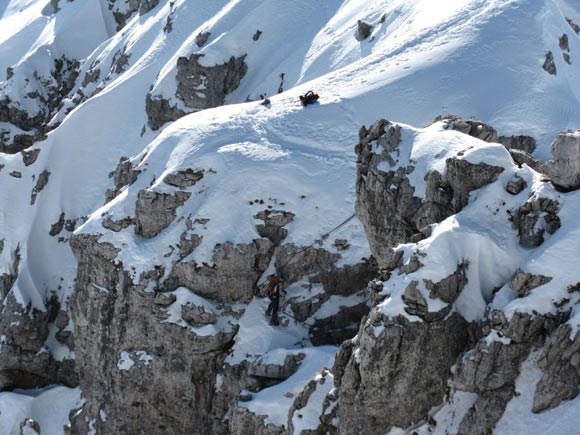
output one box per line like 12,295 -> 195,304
299,90 -> 319,106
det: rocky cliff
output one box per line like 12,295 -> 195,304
1,0 -> 580,434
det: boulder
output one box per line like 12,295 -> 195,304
544,130 -> 580,190
134,189 -> 191,238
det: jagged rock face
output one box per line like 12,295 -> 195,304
164,239 -> 272,303
454,311 -> 565,434
436,115 -> 499,143
310,302 -> 369,346
254,210 -> 296,245
509,269 -> 552,297
176,54 -> 247,109
355,120 -> 422,262
510,197 -> 560,247
444,159 -> 504,211
108,0 -> 160,31
508,148 -> 544,172
543,51 -> 557,75
0,293 -> 77,391
279,245 -> 377,321
533,325 -> 580,412
135,189 -> 191,238
19,418 -> 41,435
146,54 -> 248,130
355,119 -> 503,265
498,135 -> 537,154
145,93 -> 187,131
356,20 -> 373,41
0,55 -> 80,152
69,234 -> 237,435
287,369 -> 336,435
0,243 -> 76,391
163,168 -> 204,188
229,408 -> 287,435
336,314 -> 468,434
544,130 -> 580,190
505,174 -> 527,195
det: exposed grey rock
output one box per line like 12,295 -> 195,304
134,189 -> 190,238
110,0 -> 160,30
287,369 -> 334,435
489,310 -> 563,345
164,239 -> 272,303
30,170 -> 51,205
455,338 -> 530,394
509,269 -> 552,297
102,216 -> 136,232
567,17 -> 580,34
278,246 -> 376,320
0,245 -> 20,300
163,168 -> 204,188
229,407 -> 286,435
533,325 -> 580,412
336,314 -> 468,433
10,171 -> 22,178
50,212 -> 66,236
505,175 -> 527,195
175,54 -> 247,110
560,33 -> 570,52
163,15 -> 173,33
181,303 -> 217,326
508,149 -> 543,172
310,302 -> 369,346
254,209 -> 295,245
425,260 -> 468,304
252,30 -> 263,41
21,148 -> 41,166
81,67 -> 100,87
69,233 -> 237,434
178,230 -> 203,259
145,93 -> 187,131
444,158 -> 504,211
139,0 -> 159,15
543,51 -> 557,75
453,309 -> 568,433
195,31 -> 211,47
153,292 -> 176,306
248,353 -> 305,381
19,418 -> 41,435
0,291 -> 77,390
402,280 -> 451,321
511,197 -> 560,247
355,119 -> 503,266
457,385 -> 515,435
437,115 -> 499,143
356,20 -> 373,41
543,130 -> 580,190
563,52 -> 571,64
399,252 -> 424,274
110,49 -> 131,75
498,135 -> 536,154
113,157 -> 140,190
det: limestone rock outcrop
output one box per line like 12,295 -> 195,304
336,314 -> 468,434
355,119 -> 503,264
146,54 -> 248,130
544,130 -> 580,190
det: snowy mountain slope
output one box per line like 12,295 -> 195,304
0,0 -> 579,434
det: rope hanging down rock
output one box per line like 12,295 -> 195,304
278,213 -> 357,270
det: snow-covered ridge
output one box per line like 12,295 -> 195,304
0,0 -> 579,434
